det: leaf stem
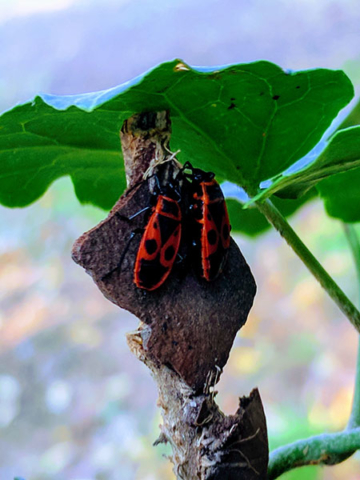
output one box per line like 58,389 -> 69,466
260,210 -> 360,476
267,428 -> 360,479
343,224 -> 360,298
348,339 -> 360,430
343,224 -> 360,429
255,199 -> 360,333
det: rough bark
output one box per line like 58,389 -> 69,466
72,111 -> 268,478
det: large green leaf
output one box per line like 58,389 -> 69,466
0,101 -> 125,209
247,126 -> 360,204
0,59 -> 353,209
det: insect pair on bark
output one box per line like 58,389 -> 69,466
102,160 -> 231,291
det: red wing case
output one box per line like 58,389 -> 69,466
134,195 -> 182,290
192,179 -> 231,281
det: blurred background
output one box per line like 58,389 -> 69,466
1,0 -> 360,479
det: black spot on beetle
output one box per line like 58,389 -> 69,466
145,239 -> 158,255
165,245 -> 175,261
273,95 -> 280,100
207,230 -> 217,245
228,102 -> 236,110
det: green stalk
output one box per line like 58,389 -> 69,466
343,224 -> 360,296
268,428 -> 360,479
255,199 -> 360,333
343,224 -> 360,429
264,219 -> 360,478
348,340 -> 360,430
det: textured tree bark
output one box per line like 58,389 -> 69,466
72,111 -> 269,479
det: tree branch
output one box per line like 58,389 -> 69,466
73,111 -> 269,479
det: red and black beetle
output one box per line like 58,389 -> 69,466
101,165 -> 183,291
181,161 -> 231,281
102,160 -> 230,290
133,186 -> 182,291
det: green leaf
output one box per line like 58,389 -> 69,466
0,100 -> 125,209
314,100 -> 360,224
229,188 -> 317,236
249,126 -> 360,203
0,59 -> 353,208
317,167 -> 360,222
336,98 -> 360,131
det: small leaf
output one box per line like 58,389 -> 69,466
318,167 -> 360,222
249,126 -> 360,203
313,99 -> 360,223
0,59 -> 353,208
336,98 -> 360,131
229,188 -> 317,236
